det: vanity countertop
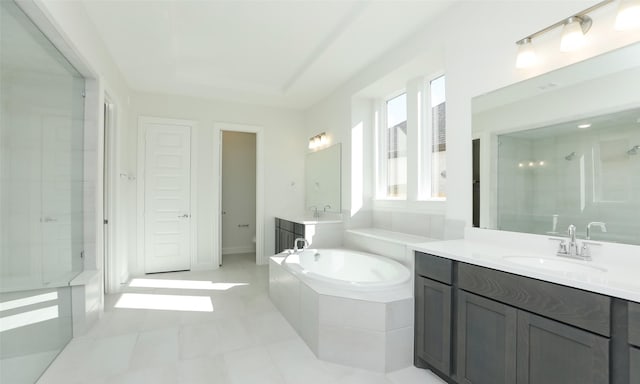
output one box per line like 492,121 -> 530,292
279,216 -> 343,225
411,228 -> 640,303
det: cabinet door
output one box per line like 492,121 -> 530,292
517,311 -> 609,384
415,276 -> 452,375
457,290 -> 517,384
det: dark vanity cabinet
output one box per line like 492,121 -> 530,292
414,253 -> 453,375
415,251 -> 626,384
274,218 -> 305,254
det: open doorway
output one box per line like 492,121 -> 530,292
215,122 -> 264,268
220,131 -> 257,266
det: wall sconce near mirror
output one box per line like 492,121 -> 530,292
515,0 -> 639,69
308,132 -> 329,150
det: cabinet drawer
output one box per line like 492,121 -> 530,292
630,302 -> 640,347
458,263 -> 611,337
415,252 -> 452,285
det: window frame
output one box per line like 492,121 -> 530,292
419,73 -> 447,201
376,89 -> 408,200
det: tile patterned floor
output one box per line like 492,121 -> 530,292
37,253 -> 445,384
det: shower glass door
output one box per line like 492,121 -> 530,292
0,1 -> 85,383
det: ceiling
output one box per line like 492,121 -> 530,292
81,0 -> 455,109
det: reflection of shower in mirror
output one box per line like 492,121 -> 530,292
627,145 -> 640,155
564,151 -> 576,160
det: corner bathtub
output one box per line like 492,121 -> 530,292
269,248 -> 413,373
281,248 -> 410,290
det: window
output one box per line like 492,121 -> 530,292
428,75 -> 446,199
374,75 -> 446,205
384,92 -> 407,198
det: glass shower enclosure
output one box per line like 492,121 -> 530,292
0,1 -> 85,383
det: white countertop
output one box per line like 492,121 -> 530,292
280,216 -> 343,225
411,228 -> 640,303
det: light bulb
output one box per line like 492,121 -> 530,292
515,38 -> 538,69
615,0 -> 640,30
560,17 -> 587,52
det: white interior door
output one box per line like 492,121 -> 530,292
144,121 -> 191,273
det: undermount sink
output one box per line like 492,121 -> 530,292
502,256 -> 608,274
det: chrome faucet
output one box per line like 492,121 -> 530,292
323,204 -> 331,213
553,224 -> 592,260
586,222 -> 607,240
292,237 -> 309,253
567,224 -> 579,257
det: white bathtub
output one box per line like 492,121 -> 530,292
269,248 -> 413,373
281,248 -> 410,290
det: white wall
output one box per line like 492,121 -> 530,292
222,131 -> 256,255
130,92 -> 306,274
305,0 -> 640,233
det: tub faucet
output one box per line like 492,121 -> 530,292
292,238 -> 309,253
586,222 -> 607,240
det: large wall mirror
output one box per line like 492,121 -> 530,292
305,143 -> 341,214
472,42 -> 640,245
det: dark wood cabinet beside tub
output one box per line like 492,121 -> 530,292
414,251 -> 636,384
274,218 -> 305,254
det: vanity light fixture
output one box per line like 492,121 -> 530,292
615,0 -> 640,30
560,16 -> 591,52
577,123 -> 592,129
515,38 -> 538,69
308,132 -> 328,150
514,0 -> 626,68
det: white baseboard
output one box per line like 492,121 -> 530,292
222,246 -> 255,255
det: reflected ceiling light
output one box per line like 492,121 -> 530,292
515,38 -> 538,69
560,16 -> 591,52
577,123 -> 592,129
615,0 -> 640,30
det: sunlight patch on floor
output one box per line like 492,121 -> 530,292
114,293 -> 213,312
129,278 -> 248,291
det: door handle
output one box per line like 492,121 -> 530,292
178,214 -> 190,218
